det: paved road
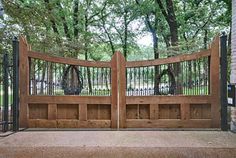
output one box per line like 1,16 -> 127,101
0,131 -> 236,158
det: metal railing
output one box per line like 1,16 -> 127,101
0,38 -> 19,132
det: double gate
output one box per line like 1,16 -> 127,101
16,35 -> 226,129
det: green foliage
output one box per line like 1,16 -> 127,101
0,0 -> 230,61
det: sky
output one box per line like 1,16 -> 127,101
136,33 -> 153,47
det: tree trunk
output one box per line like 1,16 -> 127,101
31,61 -> 37,95
152,29 -> 159,94
123,10 -> 128,59
203,29 -> 208,91
84,7 -> 93,94
48,62 -> 53,95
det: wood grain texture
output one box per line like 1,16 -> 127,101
29,104 -> 48,119
210,36 -> 220,128
126,96 -> 211,104
118,52 -> 127,128
57,104 -> 78,119
126,50 -> 210,67
181,104 -> 190,120
111,52 -> 118,128
28,51 -> 111,68
27,96 -> 111,104
150,104 -> 158,120
28,119 -> 111,128
126,119 -> 212,128
19,36 -> 30,128
48,104 -> 57,120
79,104 -> 87,121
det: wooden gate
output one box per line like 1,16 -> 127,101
19,36 -> 221,129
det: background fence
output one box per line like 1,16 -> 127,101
0,38 -> 19,132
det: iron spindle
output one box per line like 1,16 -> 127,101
3,53 -> 9,132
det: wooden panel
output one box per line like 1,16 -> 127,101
57,119 -> 78,128
181,104 -> 190,120
29,119 -> 111,128
29,104 -> 48,119
79,104 -> 87,121
27,96 -> 111,104
99,105 -> 111,120
126,96 -> 211,104
57,120 -> 111,128
169,104 -> 181,119
28,119 -> 57,128
159,104 -> 180,119
126,119 -> 212,128
77,120 -> 111,128
150,104 -> 158,120
126,104 -> 149,119
87,104 -> 111,120
48,104 -> 57,120
126,105 -> 138,119
87,104 -> 98,120
28,51 -> 111,68
126,50 -> 210,67
202,104 -> 211,119
139,104 -> 150,119
190,104 -> 211,119
57,104 -> 79,119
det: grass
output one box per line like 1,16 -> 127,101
182,86 -> 208,95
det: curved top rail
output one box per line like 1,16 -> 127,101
28,51 -> 111,68
126,49 -> 211,68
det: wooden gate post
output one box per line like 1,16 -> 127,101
118,52 -> 126,128
111,52 -> 126,129
111,52 -> 118,128
19,36 -> 30,128
210,36 -> 221,128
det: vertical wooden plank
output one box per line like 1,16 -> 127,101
118,52 -> 126,128
201,104 -> 211,119
98,104 -> 101,120
126,104 -> 138,119
87,104 -> 97,120
111,53 -> 118,128
137,104 -> 140,119
150,104 -> 158,120
48,104 -> 57,120
181,104 -> 190,120
159,104 -> 170,119
139,104 -> 150,119
79,104 -> 87,121
210,36 -> 220,128
19,36 -> 30,128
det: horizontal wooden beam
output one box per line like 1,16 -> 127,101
126,49 -> 210,67
28,51 -> 111,68
28,119 -> 111,128
126,119 -> 213,128
27,96 -> 111,104
126,95 -> 212,104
